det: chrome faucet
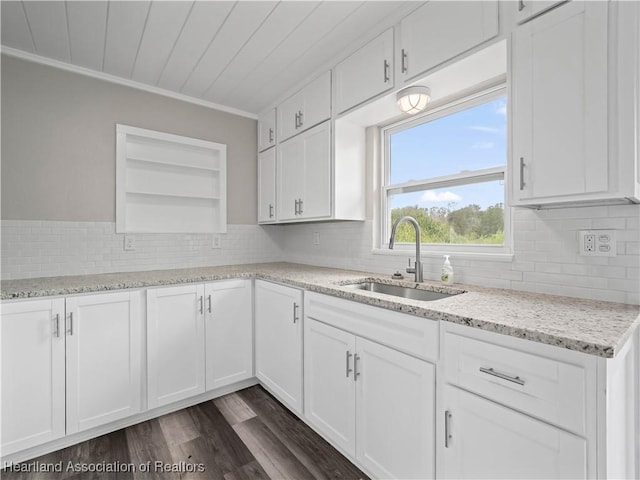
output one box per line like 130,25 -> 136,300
389,216 -> 423,282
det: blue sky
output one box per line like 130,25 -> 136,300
389,96 -> 506,211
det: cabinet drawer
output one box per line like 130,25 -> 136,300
305,292 -> 438,362
444,331 -> 587,435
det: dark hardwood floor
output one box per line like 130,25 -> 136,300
2,386 -> 367,480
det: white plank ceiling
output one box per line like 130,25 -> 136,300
1,0 -> 423,117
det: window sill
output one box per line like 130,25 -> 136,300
372,247 -> 514,263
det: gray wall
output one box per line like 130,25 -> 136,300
1,54 -> 257,224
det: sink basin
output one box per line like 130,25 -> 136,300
344,282 -> 460,302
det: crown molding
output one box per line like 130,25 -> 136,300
1,46 -> 258,120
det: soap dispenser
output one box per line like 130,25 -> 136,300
441,255 -> 454,285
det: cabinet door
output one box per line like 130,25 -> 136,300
304,319 -> 356,456
278,72 -> 331,142
335,29 -> 394,114
205,280 -> 253,390
147,284 -> 205,408
258,148 -> 277,223
512,1 -> 608,204
258,108 -> 276,152
66,291 -> 142,434
278,122 -> 331,222
356,337 -> 435,479
254,280 -> 303,414
399,1 -> 498,83
439,385 -> 587,479
1,299 -> 65,455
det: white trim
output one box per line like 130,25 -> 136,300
1,46 -> 258,120
372,247 -> 514,262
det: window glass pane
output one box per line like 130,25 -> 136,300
389,96 -> 507,185
389,180 -> 505,245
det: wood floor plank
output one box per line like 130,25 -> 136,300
158,408 -> 200,446
233,416 -> 316,480
223,460 -> 270,480
238,387 -> 368,480
166,436 -> 226,480
125,419 -> 176,480
214,393 -> 257,426
182,402 -> 256,474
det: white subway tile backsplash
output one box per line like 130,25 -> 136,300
2,203 -> 639,305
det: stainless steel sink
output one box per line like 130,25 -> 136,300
344,282 -> 460,301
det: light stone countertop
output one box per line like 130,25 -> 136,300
2,262 -> 638,359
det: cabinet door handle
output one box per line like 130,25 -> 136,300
518,0 -> 525,11
269,204 -> 274,218
294,112 -> 299,129
346,351 -> 353,378
401,49 -> 408,73
445,410 -> 452,448
269,127 -> 274,143
199,296 -> 204,314
519,157 -> 526,190
292,302 -> 300,323
479,367 -> 525,386
353,354 -> 361,381
298,199 -> 303,214
68,312 -> 74,336
298,111 -> 303,128
294,199 -> 299,215
54,313 -> 60,338
383,59 -> 390,83
207,294 -> 212,313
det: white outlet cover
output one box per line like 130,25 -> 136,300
212,234 -> 221,249
124,235 -> 136,251
578,229 -> 616,257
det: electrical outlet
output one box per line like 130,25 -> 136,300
578,230 -> 616,257
313,232 -> 320,245
124,235 -> 136,251
212,234 -> 221,249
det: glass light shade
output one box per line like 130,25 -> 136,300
396,86 -> 431,114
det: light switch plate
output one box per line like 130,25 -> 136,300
212,234 -> 221,249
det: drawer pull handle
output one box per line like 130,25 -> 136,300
346,351 -> 353,378
353,354 -> 361,381
479,367 -> 525,386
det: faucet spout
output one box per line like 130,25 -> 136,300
389,216 -> 423,282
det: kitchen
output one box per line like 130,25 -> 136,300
1,1 -> 639,479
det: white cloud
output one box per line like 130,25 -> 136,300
496,102 -> 507,117
420,191 -> 461,202
472,141 -> 495,150
469,125 -> 502,134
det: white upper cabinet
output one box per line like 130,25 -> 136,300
277,121 -> 331,222
257,148 -> 277,224
399,1 -> 499,83
257,108 -> 276,152
511,1 -> 639,206
334,29 -> 394,114
277,71 -> 331,142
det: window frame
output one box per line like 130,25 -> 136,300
379,84 -> 511,254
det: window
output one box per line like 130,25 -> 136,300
381,86 -> 508,251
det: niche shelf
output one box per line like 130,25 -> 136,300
116,124 -> 226,233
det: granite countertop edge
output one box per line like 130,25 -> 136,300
2,262 -> 639,359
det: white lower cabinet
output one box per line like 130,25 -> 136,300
1,291 -> 143,456
254,280 -> 303,414
65,292 -> 142,434
147,284 -> 206,408
304,294 -> 436,479
440,384 -> 587,479
1,298 -> 66,455
204,279 -> 253,390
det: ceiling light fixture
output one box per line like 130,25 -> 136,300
396,86 -> 431,114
